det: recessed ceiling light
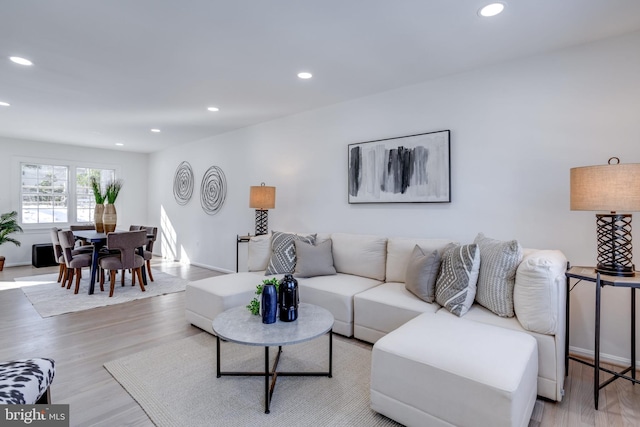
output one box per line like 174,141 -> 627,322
207,107 -> 219,112
0,101 -> 9,107
479,3 -> 505,17
297,72 -> 312,79
115,142 -> 124,146
150,128 -> 161,133
9,56 -> 33,66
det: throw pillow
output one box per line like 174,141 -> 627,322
265,231 -> 316,275
474,233 -> 523,318
435,243 -> 480,317
294,239 -> 337,278
405,245 -> 441,303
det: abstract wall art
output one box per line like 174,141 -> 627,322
200,165 -> 227,215
173,161 -> 194,205
348,130 -> 450,203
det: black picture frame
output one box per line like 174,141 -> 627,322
348,130 -> 450,203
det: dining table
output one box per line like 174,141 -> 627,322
71,229 -> 149,295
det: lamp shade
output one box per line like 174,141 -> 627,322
249,184 -> 276,210
570,161 -> 640,212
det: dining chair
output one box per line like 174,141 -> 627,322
49,227 -> 67,284
69,224 -> 95,254
98,230 -> 147,297
58,230 -> 93,294
139,226 -> 158,282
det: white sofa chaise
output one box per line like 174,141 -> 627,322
185,231 -> 567,425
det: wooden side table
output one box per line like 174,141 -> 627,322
565,266 -> 640,409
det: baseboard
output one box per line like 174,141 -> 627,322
569,345 -> 640,368
189,261 -> 233,274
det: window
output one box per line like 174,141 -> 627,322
20,162 -> 116,225
21,163 -> 69,224
76,168 -> 115,222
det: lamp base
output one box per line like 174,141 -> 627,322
255,209 -> 269,236
595,265 -> 635,277
595,213 -> 636,277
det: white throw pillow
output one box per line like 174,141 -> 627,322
514,249 -> 567,335
248,234 -> 272,272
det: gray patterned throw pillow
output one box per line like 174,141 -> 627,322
474,233 -> 523,317
265,231 -> 316,275
435,243 -> 480,317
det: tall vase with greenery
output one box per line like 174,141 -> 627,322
90,176 -> 107,232
0,211 -> 23,271
103,179 -> 123,233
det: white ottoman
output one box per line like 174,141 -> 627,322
371,313 -> 538,427
185,272 -> 262,333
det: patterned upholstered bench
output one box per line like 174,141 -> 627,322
0,358 -> 55,404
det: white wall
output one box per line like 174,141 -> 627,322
158,31 -> 640,364
0,137 -> 149,266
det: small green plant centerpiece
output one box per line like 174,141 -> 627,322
0,210 -> 23,271
247,277 -> 280,315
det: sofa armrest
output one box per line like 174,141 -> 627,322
514,249 -> 567,335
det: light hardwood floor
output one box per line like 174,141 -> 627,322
1,260 -> 639,426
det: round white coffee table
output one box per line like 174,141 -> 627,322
212,303 -> 334,413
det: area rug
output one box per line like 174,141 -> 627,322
104,332 -> 400,427
15,271 -> 188,318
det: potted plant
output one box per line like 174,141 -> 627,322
103,179 -> 124,233
0,211 -> 23,271
90,176 -> 107,232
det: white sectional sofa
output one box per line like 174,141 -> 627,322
185,231 -> 567,425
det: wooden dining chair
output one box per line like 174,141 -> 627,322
98,230 -> 147,297
57,230 -> 93,294
49,227 -> 67,284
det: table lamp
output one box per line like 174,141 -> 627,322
249,183 -> 276,236
570,157 -> 640,277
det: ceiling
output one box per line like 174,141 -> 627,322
1,1 -> 640,154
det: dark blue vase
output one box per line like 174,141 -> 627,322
279,274 -> 299,322
261,283 -> 277,324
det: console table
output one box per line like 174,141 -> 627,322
236,234 -> 252,272
565,266 -> 640,409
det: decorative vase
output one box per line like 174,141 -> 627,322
94,203 -> 105,233
279,274 -> 299,322
0,256 -> 5,271
261,283 -> 277,324
103,204 -> 117,233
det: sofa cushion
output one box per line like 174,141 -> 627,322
386,237 -> 454,283
435,243 -> 480,317
405,245 -> 441,303
514,249 -> 567,335
436,304 -> 560,401
294,239 -> 337,278
354,282 -> 440,343
265,231 -> 316,275
298,273 -> 382,337
330,233 -> 387,281
248,233 -> 272,272
474,233 -> 523,318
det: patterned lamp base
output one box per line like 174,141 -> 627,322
255,209 -> 269,236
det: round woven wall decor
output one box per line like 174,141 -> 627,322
173,161 -> 194,205
200,165 -> 227,215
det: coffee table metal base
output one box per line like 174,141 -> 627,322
216,330 -> 333,414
